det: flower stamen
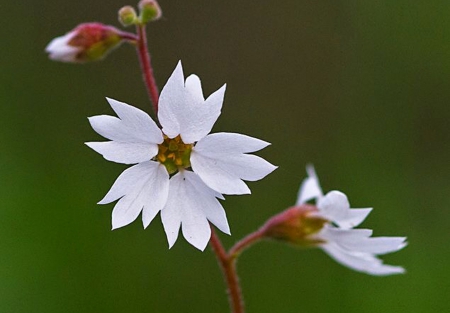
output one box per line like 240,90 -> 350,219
157,135 -> 193,174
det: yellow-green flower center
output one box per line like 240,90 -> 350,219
157,135 -> 193,174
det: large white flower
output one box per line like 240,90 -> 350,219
86,61 -> 277,250
296,166 -> 407,275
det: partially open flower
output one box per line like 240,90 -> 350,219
46,23 -> 133,63
262,165 -> 407,276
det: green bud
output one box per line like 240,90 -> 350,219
138,0 -> 162,23
118,6 -> 138,26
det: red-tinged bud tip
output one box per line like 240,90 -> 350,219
260,205 -> 328,247
46,23 -> 128,63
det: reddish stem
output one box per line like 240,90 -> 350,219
135,24 -> 159,114
210,227 -> 245,313
229,229 -> 265,259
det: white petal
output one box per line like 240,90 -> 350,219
85,141 -> 157,164
161,171 -> 229,250
88,98 -> 162,144
190,152 -> 249,195
157,61 -> 186,139
183,84 -> 225,143
318,191 -> 372,229
191,151 -> 276,194
96,162 -> 169,229
321,228 -> 407,255
98,163 -> 153,204
46,32 -> 80,62
185,74 -> 205,102
317,190 -> 350,223
183,171 -> 230,235
111,162 -> 169,229
296,165 -> 323,205
321,243 -> 406,276
158,61 -> 225,143
141,165 -> 170,228
193,132 -> 271,156
336,208 -> 373,229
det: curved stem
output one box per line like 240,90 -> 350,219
135,24 -> 159,114
210,227 -> 245,313
229,229 -> 265,259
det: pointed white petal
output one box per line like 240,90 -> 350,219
185,74 -> 205,102
158,62 -> 226,143
98,163 -> 153,204
180,83 -> 225,143
336,208 -> 373,229
88,99 -> 162,144
193,133 -> 271,156
320,227 -> 373,242
296,165 -> 323,205
321,243 -> 405,276
192,152 -> 276,194
141,165 -> 170,228
85,141 -> 157,164
158,61 -> 186,139
107,97 -> 163,143
190,152 -> 250,195
161,171 -> 229,250
160,198 -> 182,249
104,162 -> 169,230
184,171 -> 230,235
322,227 -> 408,255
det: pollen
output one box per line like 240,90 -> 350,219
157,135 -> 193,174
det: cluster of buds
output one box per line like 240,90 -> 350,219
119,0 -> 162,26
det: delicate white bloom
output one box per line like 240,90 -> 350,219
46,31 -> 81,62
296,165 -> 407,275
86,61 -> 277,250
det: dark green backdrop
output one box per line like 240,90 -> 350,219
1,0 -> 449,312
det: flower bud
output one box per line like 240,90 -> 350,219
119,6 -> 138,26
260,205 -> 328,247
46,23 -> 126,63
138,0 -> 162,23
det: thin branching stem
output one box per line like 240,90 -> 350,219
135,24 -> 159,114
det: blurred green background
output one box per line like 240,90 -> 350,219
1,0 -> 449,312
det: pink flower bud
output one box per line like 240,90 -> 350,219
260,205 -> 328,247
46,23 -> 130,63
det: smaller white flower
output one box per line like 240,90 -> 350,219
296,165 -> 407,276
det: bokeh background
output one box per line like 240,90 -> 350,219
1,0 -> 449,312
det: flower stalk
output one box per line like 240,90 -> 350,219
210,226 -> 265,313
135,24 -> 159,113
210,227 -> 245,313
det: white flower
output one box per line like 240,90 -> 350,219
296,165 -> 407,275
46,31 -> 81,62
86,61 -> 277,250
